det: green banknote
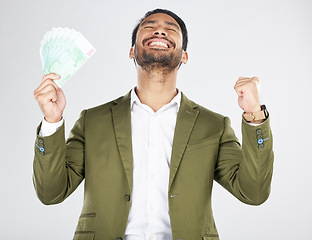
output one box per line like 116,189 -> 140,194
40,27 -> 96,87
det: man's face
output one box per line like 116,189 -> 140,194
131,13 -> 187,72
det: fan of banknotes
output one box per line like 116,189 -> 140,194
40,27 -> 96,87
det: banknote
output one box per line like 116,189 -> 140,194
40,27 -> 96,87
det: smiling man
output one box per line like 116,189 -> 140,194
131,12 -> 187,77
33,9 -> 274,240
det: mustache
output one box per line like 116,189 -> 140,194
142,36 -> 175,48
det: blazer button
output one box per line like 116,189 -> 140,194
116,237 -> 122,240
38,138 -> 44,144
124,195 -> 131,202
36,143 -> 45,155
37,143 -> 44,148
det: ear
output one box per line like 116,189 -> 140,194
129,47 -> 135,59
181,51 -> 188,64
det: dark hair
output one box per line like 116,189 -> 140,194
131,9 -> 188,51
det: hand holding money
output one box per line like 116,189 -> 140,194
34,27 -> 96,122
34,73 -> 66,123
40,27 -> 96,88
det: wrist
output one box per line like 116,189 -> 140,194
242,105 -> 268,123
244,105 -> 261,114
44,116 -> 63,123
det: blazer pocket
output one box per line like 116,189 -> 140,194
74,213 -> 96,240
73,232 -> 95,240
186,137 -> 219,152
202,234 -> 219,240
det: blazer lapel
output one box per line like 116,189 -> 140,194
111,91 -> 133,192
169,93 -> 199,189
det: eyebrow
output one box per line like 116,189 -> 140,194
141,20 -> 180,30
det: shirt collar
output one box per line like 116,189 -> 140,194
130,87 -> 181,113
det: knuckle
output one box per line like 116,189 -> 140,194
250,79 -> 258,84
36,94 -> 44,102
44,83 -> 57,92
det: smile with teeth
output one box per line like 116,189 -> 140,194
148,41 -> 169,48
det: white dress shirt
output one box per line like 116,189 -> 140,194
124,89 -> 180,240
39,89 -> 181,240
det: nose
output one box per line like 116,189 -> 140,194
154,30 -> 166,36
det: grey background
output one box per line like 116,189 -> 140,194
1,0 -> 311,239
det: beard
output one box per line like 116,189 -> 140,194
134,46 -> 182,73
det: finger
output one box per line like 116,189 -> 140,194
234,82 -> 258,96
234,78 -> 249,89
234,77 -> 259,89
236,77 -> 250,83
234,82 -> 249,96
234,81 -> 248,90
35,73 -> 60,93
34,78 -> 59,96
234,86 -> 244,97
236,91 -> 244,97
234,80 -> 247,91
252,76 -> 259,82
235,78 -> 251,86
236,76 -> 259,84
41,73 -> 61,83
34,83 -> 58,100
35,87 -> 58,104
237,76 -> 258,80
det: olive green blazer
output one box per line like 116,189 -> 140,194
33,91 -> 274,240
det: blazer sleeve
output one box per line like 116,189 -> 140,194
33,110 -> 86,205
214,117 -> 274,205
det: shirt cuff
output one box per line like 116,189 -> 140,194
39,117 -> 64,137
247,121 -> 263,126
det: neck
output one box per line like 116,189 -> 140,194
135,66 -> 178,112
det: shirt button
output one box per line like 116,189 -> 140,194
124,195 -> 131,202
116,238 -> 122,240
38,138 -> 44,144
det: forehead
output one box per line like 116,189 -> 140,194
140,13 -> 181,30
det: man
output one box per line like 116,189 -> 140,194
33,9 -> 274,240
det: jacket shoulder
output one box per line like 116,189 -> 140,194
84,91 -> 131,117
196,104 -> 225,121
181,93 -> 226,122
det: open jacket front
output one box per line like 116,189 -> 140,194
33,91 -> 274,240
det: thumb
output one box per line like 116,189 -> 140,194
234,85 -> 244,97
